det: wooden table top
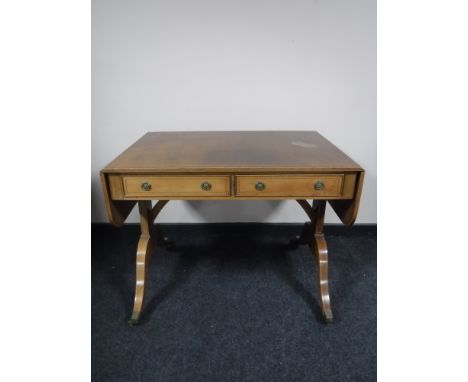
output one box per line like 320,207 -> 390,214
103,131 -> 362,173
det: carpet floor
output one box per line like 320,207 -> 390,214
92,224 -> 376,382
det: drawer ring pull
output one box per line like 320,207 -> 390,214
201,181 -> 212,191
141,182 -> 152,191
314,180 -> 324,191
255,181 -> 266,191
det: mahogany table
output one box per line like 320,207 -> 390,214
100,131 -> 364,324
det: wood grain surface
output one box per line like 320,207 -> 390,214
102,131 -> 363,173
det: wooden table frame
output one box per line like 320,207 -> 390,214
100,131 -> 364,325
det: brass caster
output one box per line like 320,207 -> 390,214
162,236 -> 175,249
323,311 -> 334,323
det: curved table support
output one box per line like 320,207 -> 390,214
128,200 -> 168,325
129,199 -> 333,324
314,233 -> 333,322
296,199 -> 333,323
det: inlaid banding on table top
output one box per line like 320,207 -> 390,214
102,131 -> 363,173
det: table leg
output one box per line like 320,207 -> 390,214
296,199 -> 334,323
128,200 -> 168,325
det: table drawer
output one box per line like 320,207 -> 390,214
122,176 -> 231,197
235,175 -> 345,197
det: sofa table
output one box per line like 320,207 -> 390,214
100,131 -> 364,324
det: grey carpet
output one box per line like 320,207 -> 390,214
92,224 -> 376,382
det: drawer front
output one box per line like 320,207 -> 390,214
123,176 -> 231,197
235,175 -> 344,197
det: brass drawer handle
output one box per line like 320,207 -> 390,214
314,180 -> 324,191
255,181 -> 266,191
201,181 -> 212,191
141,182 -> 152,191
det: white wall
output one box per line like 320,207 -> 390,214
92,0 -> 376,224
